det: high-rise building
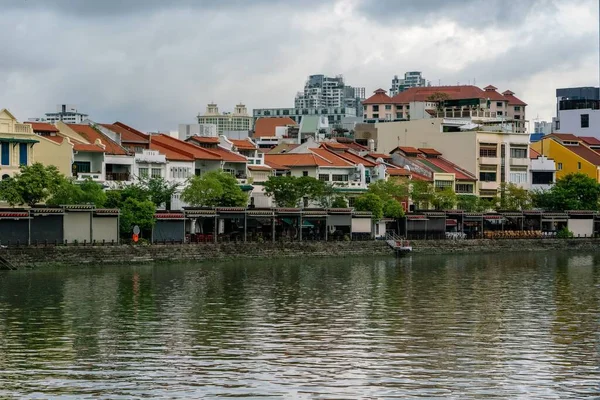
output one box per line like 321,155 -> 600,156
197,103 -> 253,134
294,74 -> 363,117
554,86 -> 600,137
389,71 -> 428,96
30,104 -> 89,124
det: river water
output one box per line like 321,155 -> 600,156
0,252 -> 599,399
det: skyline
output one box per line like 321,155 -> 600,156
0,0 -> 598,131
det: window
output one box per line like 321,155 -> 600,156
396,112 -> 403,119
510,148 -> 527,158
373,105 -> 379,112
318,174 -> 329,181
514,106 -> 521,112
514,115 -> 521,120
479,172 -> 497,181
332,174 -> 349,182
195,169 -> 201,176
581,114 -> 589,128
557,163 -> 563,170
578,162 -> 582,170
480,147 -> 497,157
496,102 -> 503,108
509,171 -> 528,184
19,143 -> 28,165
406,105 -> 410,110
556,120 -> 560,130
455,184 -> 473,194
1,142 -> 9,166
151,168 -> 162,178
497,111 -> 503,116
372,114 -> 379,119
73,161 -> 91,174
434,180 -> 453,191
397,105 -> 403,110
532,172 -> 553,185
302,171 -> 309,177
134,146 -> 144,153
385,105 -> 392,110
138,167 -> 149,177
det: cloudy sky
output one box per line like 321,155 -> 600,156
1,0 -> 598,131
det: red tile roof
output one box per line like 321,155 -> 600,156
264,159 -> 290,170
529,148 -> 541,159
482,85 -> 506,101
230,139 -> 257,150
265,151 -> 352,168
67,124 -> 128,155
310,148 -> 355,167
502,90 -> 527,106
330,150 -> 376,167
254,117 -> 297,137
386,167 -> 411,176
101,123 -> 148,143
420,156 -> 476,181
418,148 -> 442,156
201,146 -> 247,163
26,122 -> 59,133
149,140 -> 194,162
151,134 -> 221,161
392,85 -> 486,103
567,144 -> 600,166
579,136 -> 600,146
362,88 -> 394,105
547,133 -> 580,142
321,141 -> 349,150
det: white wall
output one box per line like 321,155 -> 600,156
556,109 -> 600,138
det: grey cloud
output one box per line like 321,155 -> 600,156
356,0 -> 558,27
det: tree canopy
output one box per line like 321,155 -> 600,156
532,173 -> 600,211
354,192 -> 384,220
181,171 -> 248,207
499,183 -> 531,211
262,175 -> 335,208
47,178 -> 107,207
0,163 -> 66,206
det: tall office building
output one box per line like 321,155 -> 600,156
197,103 -> 253,134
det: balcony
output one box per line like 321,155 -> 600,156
76,172 -> 104,182
106,172 -> 130,181
14,123 -> 33,134
435,109 -> 498,119
135,150 -> 166,164
479,157 -> 499,165
510,158 -> 529,167
478,181 -> 499,191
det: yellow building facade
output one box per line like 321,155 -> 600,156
531,137 -> 600,181
0,108 -> 73,178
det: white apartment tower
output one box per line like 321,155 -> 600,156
390,72 -> 428,96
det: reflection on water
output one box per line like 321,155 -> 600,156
0,252 -> 599,398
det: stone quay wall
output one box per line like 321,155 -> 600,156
1,239 -> 599,269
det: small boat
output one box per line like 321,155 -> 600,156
385,233 -> 413,257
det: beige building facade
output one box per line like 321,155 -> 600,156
197,103 -> 253,134
0,108 -> 73,178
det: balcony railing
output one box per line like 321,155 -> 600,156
510,158 -> 529,167
479,156 -> 500,165
14,123 -> 33,134
76,172 -> 104,182
106,172 -> 130,181
434,109 -> 498,119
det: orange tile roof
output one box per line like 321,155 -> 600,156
101,123 -> 148,143
254,117 -> 297,137
149,141 -> 194,162
333,150 -> 376,167
74,143 -> 105,153
310,148 -> 355,167
418,148 -> 442,156
368,152 -> 392,160
362,89 -> 394,105
264,159 -> 290,170
394,146 -> 420,155
201,146 -> 247,163
151,134 -> 221,160
67,124 -> 128,155
187,136 -> 220,144
26,122 -> 59,133
43,135 -> 64,144
386,167 -> 411,176
420,156 -> 476,181
248,165 -> 272,171
568,144 -> 600,166
529,148 -> 541,159
231,139 -> 257,150
321,141 -> 349,150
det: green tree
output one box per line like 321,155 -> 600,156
410,181 -> 434,210
368,179 -> 409,201
331,196 -> 348,208
119,198 -> 156,238
383,198 -> 404,218
263,175 -> 329,207
456,194 -> 479,211
105,190 -> 123,208
140,176 -> 179,209
0,163 -> 66,206
532,173 -> 600,211
499,182 -> 531,211
47,179 -> 107,207
477,197 -> 500,212
431,187 -> 457,210
427,92 -> 451,111
181,171 -> 247,207
354,192 -> 384,220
